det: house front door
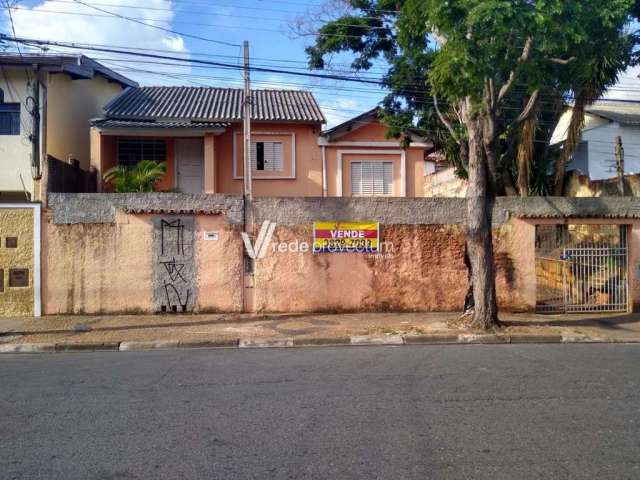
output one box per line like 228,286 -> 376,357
176,139 -> 204,193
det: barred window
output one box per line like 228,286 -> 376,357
117,138 -> 166,167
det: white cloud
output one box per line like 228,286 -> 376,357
2,0 -> 191,86
602,66 -> 640,102
320,97 -> 366,128
256,74 -> 297,90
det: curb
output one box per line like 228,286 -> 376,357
119,341 -> 179,351
457,334 -> 509,344
561,333 -> 606,343
350,335 -> 404,346
509,334 -> 563,344
55,342 -> 120,352
293,336 -> 351,347
179,339 -> 239,349
239,338 -> 294,348
0,343 -> 56,353
0,333 -> 631,354
404,334 -> 459,344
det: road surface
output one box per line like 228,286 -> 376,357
2,344 -> 639,479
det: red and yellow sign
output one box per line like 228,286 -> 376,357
313,221 -> 380,253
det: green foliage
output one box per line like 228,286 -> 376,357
306,0 -> 637,195
103,160 -> 167,193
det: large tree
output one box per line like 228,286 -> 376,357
305,0 -> 636,329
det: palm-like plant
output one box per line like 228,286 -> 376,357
103,160 -> 167,192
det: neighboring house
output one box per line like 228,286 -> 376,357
91,91 -> 435,197
319,109 -> 433,197
0,54 -> 137,201
551,102 -> 640,180
91,86 -> 326,196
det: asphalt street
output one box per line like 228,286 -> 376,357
1,344 -> 639,479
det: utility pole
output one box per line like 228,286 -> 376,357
30,70 -> 41,182
615,135 -> 625,196
243,40 -> 252,202
242,40 -> 254,313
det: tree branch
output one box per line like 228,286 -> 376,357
487,77 -> 496,110
497,36 -> 533,104
509,90 -> 540,128
550,56 -> 576,65
433,95 -> 459,143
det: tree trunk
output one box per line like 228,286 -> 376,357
464,114 -> 499,329
516,118 -> 535,196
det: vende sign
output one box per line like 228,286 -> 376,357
313,221 -> 380,253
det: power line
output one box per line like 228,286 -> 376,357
41,0 -> 393,25
66,0 -> 399,16
1,36 -> 392,73
9,38 -> 576,110
4,36 -> 640,124
0,34 -> 387,85
0,6 -> 394,40
69,0 -> 241,48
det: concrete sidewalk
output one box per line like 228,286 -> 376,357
2,311 -> 640,353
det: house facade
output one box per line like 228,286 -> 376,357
91,87 -> 433,197
551,102 -> 640,180
319,109 -> 433,197
0,54 -> 137,201
91,87 -> 325,196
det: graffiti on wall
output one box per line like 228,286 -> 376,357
153,217 -> 197,313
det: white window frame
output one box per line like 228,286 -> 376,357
350,160 -> 394,196
233,131 -> 296,179
337,149 -> 406,197
251,140 -> 284,172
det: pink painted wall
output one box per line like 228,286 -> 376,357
250,221 -> 535,313
42,211 -> 243,314
40,204 -> 640,315
215,122 -> 324,197
42,210 -> 154,314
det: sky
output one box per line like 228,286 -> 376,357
2,0 -> 640,128
0,0 -> 387,127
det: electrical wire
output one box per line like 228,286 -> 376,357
0,6 -> 394,40
69,0 -> 241,47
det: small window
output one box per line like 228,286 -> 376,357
5,237 -> 17,248
117,138 -> 166,167
0,103 -> 20,135
251,141 -> 283,171
351,161 -> 393,196
9,268 -> 29,288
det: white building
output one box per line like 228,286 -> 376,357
551,102 -> 640,180
0,54 -> 136,201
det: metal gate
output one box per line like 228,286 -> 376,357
536,224 -> 628,313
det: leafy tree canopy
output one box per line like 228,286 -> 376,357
306,0 -> 637,195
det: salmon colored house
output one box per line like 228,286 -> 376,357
90,87 -> 433,197
319,109 -> 433,197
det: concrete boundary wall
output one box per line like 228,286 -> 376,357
48,193 -> 244,225
48,194 -> 640,227
37,194 -> 640,315
251,196 -> 640,226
